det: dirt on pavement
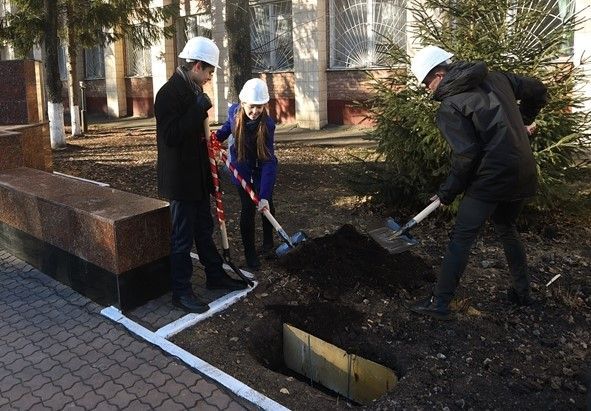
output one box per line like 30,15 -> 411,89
53,125 -> 591,410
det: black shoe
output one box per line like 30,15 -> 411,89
246,256 -> 261,271
507,289 -> 534,306
206,274 -> 249,291
410,295 -> 452,321
172,294 -> 209,313
261,243 -> 276,260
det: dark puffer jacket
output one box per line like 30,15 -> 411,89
433,61 -> 548,204
155,72 -> 213,201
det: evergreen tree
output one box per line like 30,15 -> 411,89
360,0 -> 590,212
0,0 -> 177,146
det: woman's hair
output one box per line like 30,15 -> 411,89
233,107 -> 271,162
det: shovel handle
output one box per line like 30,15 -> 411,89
412,198 -> 441,224
261,208 -> 283,233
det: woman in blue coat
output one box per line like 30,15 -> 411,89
216,78 -> 278,270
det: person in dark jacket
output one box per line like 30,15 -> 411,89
155,36 -> 247,314
216,78 -> 278,270
409,45 -> 548,320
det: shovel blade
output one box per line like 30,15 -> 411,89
275,231 -> 309,257
369,218 -> 418,254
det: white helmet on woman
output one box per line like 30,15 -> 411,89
179,36 -> 220,68
239,78 -> 270,105
410,45 -> 454,84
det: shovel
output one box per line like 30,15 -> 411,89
369,199 -> 441,254
210,133 -> 308,257
205,125 -> 253,286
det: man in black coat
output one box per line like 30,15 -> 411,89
155,37 -> 247,313
409,46 -> 548,320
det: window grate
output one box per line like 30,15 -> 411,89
508,0 -> 575,55
176,13 -> 212,65
126,36 -> 152,77
329,0 -> 406,69
250,0 -> 293,72
84,46 -> 105,79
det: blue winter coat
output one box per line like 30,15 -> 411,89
215,103 -> 278,200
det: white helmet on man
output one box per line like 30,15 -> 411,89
410,45 -> 454,84
239,78 -> 270,105
179,36 -> 220,68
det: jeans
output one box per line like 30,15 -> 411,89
169,199 -> 226,297
435,196 -> 530,303
236,187 -> 274,260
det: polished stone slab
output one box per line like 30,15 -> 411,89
0,123 -> 52,172
0,221 -> 170,310
0,167 -> 170,274
0,129 -> 24,170
0,59 -> 44,125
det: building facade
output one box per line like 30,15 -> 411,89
2,0 -> 590,128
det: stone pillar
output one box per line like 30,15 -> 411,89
292,0 -> 327,129
104,39 -> 127,118
211,0 -> 231,123
574,0 -> 591,111
151,0 -> 177,102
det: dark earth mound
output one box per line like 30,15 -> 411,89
278,224 -> 435,292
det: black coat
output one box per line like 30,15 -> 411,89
433,61 -> 548,204
155,72 -> 213,201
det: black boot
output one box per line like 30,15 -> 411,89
245,252 -> 261,271
507,288 -> 534,306
410,294 -> 452,320
243,239 -> 261,270
261,241 -> 275,260
206,274 -> 248,291
172,293 -> 209,313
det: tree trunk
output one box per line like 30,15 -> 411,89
66,2 -> 82,136
226,0 -> 252,101
43,0 -> 66,149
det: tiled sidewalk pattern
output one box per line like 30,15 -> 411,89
0,248 -> 256,410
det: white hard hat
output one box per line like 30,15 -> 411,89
410,45 -> 454,84
239,78 -> 270,105
179,36 -> 220,68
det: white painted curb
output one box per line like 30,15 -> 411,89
101,306 -> 290,411
156,282 -> 257,339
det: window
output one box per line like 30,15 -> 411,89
510,0 -> 575,55
250,0 -> 293,71
84,46 -> 105,79
176,13 -> 212,64
329,0 -> 406,69
125,37 -> 152,77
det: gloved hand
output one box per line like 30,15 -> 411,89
196,92 -> 212,112
435,191 -> 454,206
257,199 -> 269,213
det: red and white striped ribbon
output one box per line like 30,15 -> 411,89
207,135 -> 225,224
209,133 -> 261,207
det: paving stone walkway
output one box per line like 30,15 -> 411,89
0,248 -> 257,410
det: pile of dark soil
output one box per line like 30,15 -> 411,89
278,224 -> 435,293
